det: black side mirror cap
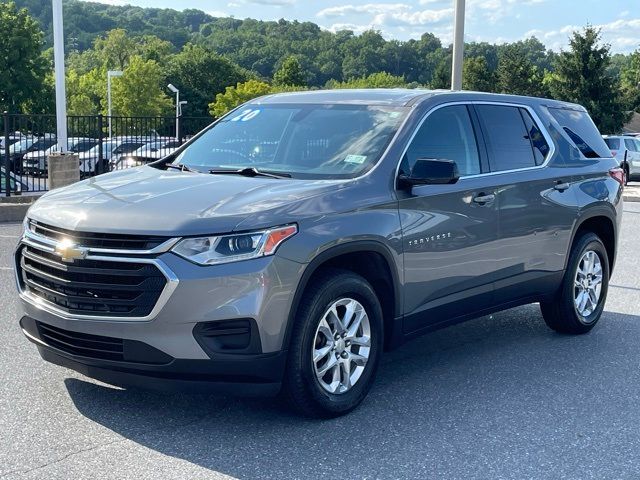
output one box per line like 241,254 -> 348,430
398,158 -> 460,187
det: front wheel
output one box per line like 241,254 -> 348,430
540,233 -> 610,334
282,269 -> 383,418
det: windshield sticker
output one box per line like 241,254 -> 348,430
231,109 -> 261,122
344,154 -> 367,164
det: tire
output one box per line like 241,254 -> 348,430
540,232 -> 610,334
282,268 -> 384,418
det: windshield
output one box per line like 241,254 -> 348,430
174,104 -> 407,179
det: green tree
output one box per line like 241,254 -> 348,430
620,49 -> 640,112
497,44 -> 548,97
325,72 -> 406,89
209,80 -> 273,117
110,56 -> 173,116
167,44 -> 251,116
0,2 -> 48,112
548,27 -> 629,132
430,54 -> 451,89
93,28 -> 135,70
209,80 -> 305,117
462,57 -> 496,92
273,56 -> 306,87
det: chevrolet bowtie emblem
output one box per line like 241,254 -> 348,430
54,241 -> 87,263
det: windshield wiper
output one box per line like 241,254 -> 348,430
208,167 -> 291,179
166,163 -> 196,173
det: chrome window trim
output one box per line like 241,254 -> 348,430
15,232 -> 179,322
394,100 -> 557,185
24,224 -> 180,255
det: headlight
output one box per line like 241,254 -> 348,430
172,224 -> 297,265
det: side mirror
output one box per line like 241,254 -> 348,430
399,158 -> 460,187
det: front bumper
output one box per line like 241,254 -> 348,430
20,315 -> 287,395
16,226 -> 305,394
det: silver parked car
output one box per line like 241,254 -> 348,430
603,135 -> 640,183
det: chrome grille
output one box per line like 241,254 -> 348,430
28,219 -> 169,250
18,243 -> 168,318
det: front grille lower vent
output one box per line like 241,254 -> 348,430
37,321 -> 125,361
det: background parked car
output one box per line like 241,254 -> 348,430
108,138 -> 149,169
603,135 -> 640,183
115,138 -> 181,168
79,139 -> 122,177
0,166 -> 29,194
23,137 -> 98,175
0,134 -> 57,174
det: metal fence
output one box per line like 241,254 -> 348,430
1,113 -> 212,196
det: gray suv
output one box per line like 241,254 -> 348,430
15,90 -> 624,417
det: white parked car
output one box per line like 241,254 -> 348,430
79,139 -> 122,177
114,139 -> 181,169
23,137 -> 98,175
603,135 -> 640,184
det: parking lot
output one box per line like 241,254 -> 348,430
0,203 -> 639,479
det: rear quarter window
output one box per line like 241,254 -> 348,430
548,107 -> 610,159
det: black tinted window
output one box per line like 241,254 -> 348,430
604,138 -> 620,150
404,105 -> 480,176
549,107 -> 610,158
476,104 -> 536,171
520,108 -> 550,165
625,139 -> 637,151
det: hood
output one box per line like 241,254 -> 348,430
27,166 -> 346,236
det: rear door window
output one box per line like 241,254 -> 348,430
403,104 -> 481,177
475,104 -> 537,172
548,107 -> 610,159
604,138 -> 620,150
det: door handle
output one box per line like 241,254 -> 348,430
472,193 -> 495,204
554,180 -> 570,192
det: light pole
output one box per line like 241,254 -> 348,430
167,84 -> 180,141
451,0 -> 466,91
52,0 -> 67,151
107,70 -> 123,138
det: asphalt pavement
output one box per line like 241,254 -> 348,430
1,204 -> 640,480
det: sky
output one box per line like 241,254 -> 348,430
87,0 -> 640,54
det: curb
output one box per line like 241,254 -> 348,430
0,203 -> 31,223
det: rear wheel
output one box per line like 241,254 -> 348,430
282,269 -> 383,418
540,233 -> 609,334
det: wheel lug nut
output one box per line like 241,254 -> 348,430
341,352 -> 348,359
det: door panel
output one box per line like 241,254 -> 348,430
398,104 -> 500,332
473,103 -> 576,302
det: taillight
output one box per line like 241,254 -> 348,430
609,167 -> 625,186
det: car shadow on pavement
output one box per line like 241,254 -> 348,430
64,305 -> 640,479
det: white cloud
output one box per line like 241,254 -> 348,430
207,10 -> 229,17
317,3 -> 410,18
372,8 -> 453,27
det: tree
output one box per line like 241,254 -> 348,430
548,27 -> 629,132
497,44 -> 548,97
620,49 -> 640,112
166,44 -> 251,116
209,80 -> 305,117
0,2 -> 48,112
93,28 -> 135,70
209,80 -> 272,117
110,56 -> 173,117
273,56 -> 306,87
462,57 -> 496,92
430,54 -> 451,89
325,72 -> 406,89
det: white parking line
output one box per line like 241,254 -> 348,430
0,266 -> 14,270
